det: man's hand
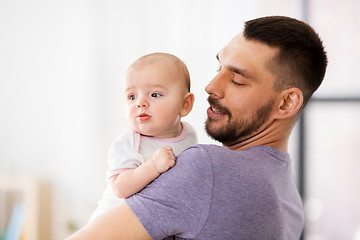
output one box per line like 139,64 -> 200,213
151,146 -> 176,173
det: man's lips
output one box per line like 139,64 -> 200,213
207,106 -> 227,119
207,96 -> 230,120
137,113 -> 151,121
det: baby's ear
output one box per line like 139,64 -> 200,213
180,92 -> 195,117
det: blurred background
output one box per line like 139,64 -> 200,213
0,0 -> 359,239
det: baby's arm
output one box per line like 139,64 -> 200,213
110,146 -> 175,198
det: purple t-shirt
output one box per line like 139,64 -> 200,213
126,144 -> 304,240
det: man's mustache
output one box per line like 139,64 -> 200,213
207,96 -> 231,116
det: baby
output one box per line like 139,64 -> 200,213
90,52 -> 197,221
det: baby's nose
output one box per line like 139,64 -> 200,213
136,99 -> 149,108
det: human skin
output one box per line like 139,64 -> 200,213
125,59 -> 193,138
111,56 -> 195,199
205,33 -> 302,153
65,33 -> 303,240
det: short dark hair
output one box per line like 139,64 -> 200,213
243,16 -> 328,109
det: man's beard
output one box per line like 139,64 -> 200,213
205,96 -> 275,145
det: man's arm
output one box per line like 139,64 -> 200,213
65,201 -> 151,240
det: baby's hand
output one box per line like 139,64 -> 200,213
151,146 -> 176,174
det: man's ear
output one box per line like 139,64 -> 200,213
274,87 -> 303,119
180,92 -> 195,117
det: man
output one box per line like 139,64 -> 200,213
66,16 -> 327,240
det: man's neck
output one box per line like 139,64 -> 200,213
223,120 -> 291,153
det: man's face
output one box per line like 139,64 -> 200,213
205,34 -> 279,147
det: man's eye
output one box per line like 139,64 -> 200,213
129,95 -> 136,101
151,93 -> 161,98
231,80 -> 245,86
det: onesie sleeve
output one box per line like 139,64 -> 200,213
106,130 -> 143,179
125,145 -> 213,239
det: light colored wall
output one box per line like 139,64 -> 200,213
0,1 -> 308,239
0,0 -> 108,238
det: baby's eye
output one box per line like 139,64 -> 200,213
128,95 -> 136,101
151,93 -> 161,98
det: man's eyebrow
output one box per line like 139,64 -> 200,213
228,66 -> 252,79
216,53 -> 252,79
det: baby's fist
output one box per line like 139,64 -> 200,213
151,146 -> 176,174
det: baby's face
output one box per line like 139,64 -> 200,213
124,63 -> 188,138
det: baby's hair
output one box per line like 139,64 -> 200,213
129,52 -> 191,92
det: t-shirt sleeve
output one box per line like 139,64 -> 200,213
125,145 -> 213,240
106,130 -> 143,179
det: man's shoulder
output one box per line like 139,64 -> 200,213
189,144 -> 286,158
184,143 -> 223,151
179,144 -> 288,168
176,144 -> 229,169
180,144 -> 224,158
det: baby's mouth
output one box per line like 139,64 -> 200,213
137,113 -> 151,121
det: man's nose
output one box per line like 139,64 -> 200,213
205,71 -> 225,99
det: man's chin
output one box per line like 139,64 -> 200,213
205,119 -> 215,135
205,120 -> 226,142
205,118 -> 245,144
205,118 -> 218,133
